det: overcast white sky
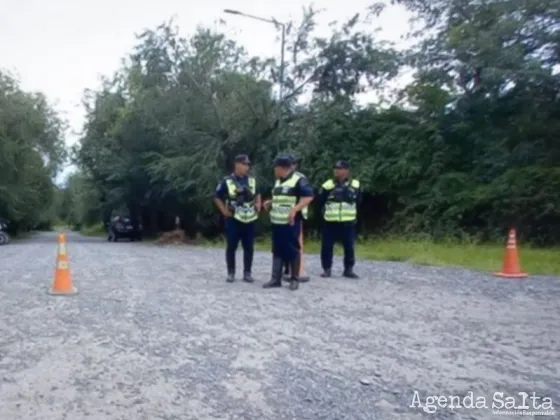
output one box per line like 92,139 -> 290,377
1,0 -> 413,180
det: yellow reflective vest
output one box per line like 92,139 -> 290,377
321,178 -> 360,222
225,176 -> 258,223
270,172 -> 302,225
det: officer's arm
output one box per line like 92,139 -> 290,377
356,186 -> 363,207
255,182 -> 262,212
213,181 -> 230,216
294,178 -> 314,211
263,199 -> 271,211
316,188 -> 329,209
263,184 -> 273,211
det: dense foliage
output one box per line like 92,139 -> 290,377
0,72 -> 66,233
5,0 -> 560,244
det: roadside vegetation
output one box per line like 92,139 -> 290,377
2,1 -> 558,274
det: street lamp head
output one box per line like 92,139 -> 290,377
223,9 -> 241,15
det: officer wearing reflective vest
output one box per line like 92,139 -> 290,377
214,154 -> 261,283
262,154 -> 314,290
282,153 -> 310,282
317,160 -> 361,278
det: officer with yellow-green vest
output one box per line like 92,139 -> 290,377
262,153 -> 314,290
282,153 -> 310,282
214,154 -> 261,283
317,160 -> 361,278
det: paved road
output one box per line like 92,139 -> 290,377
0,231 -> 559,419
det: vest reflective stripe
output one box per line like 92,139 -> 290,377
322,178 -> 360,222
225,176 -> 258,223
294,171 -> 309,220
270,174 -> 301,225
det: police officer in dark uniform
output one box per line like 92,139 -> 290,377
317,160 -> 361,278
262,154 -> 314,290
214,154 -> 261,283
282,153 -> 311,283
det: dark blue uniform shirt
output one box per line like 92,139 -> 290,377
295,175 -> 314,199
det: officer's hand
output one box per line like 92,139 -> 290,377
288,208 -> 297,225
263,200 -> 272,211
223,209 -> 233,218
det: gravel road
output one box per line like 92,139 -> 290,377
0,231 -> 559,420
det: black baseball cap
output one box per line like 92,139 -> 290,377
334,160 -> 350,169
273,153 -> 292,168
234,154 -> 251,165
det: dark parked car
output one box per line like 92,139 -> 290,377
107,216 -> 142,242
0,218 -> 10,245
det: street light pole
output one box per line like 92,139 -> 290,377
224,9 -> 286,103
279,24 -> 285,104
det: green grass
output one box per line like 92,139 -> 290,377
53,224 -> 71,232
75,226 -> 560,276
11,231 -> 33,240
348,238 -> 559,276
202,236 -> 559,276
80,224 -> 107,237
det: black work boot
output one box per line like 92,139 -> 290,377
243,272 -> 255,283
226,272 -> 235,282
263,257 -> 283,288
320,269 -> 332,278
343,269 -> 359,279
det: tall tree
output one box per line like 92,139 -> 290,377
0,71 -> 67,232
64,3 -> 560,244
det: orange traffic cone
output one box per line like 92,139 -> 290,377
494,228 -> 528,278
298,227 -> 310,282
48,233 -> 78,295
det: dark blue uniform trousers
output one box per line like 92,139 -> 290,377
320,222 -> 356,271
225,218 -> 255,274
272,217 -> 301,263
283,219 -> 303,274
